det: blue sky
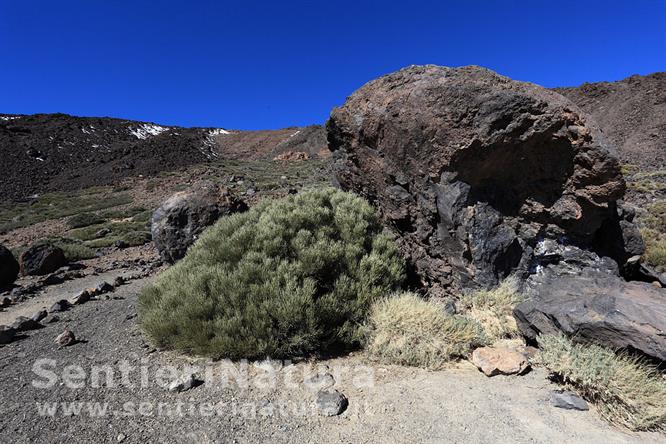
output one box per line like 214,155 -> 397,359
0,0 -> 664,130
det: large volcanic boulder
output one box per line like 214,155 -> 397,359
0,245 -> 19,287
327,65 -> 635,295
514,241 -> 666,362
19,244 -> 66,276
151,182 -> 247,263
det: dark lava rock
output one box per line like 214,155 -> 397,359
315,389 -> 348,416
49,299 -> 72,313
31,310 -> 47,323
19,244 -> 67,276
0,325 -> 16,344
66,263 -> 87,271
550,391 -> 589,411
71,290 -> 91,305
113,240 -> 129,250
515,245 -> 666,362
95,281 -> 114,294
12,316 -> 42,331
0,244 -> 19,287
327,65 -> 634,295
151,182 -> 247,263
41,273 -> 65,286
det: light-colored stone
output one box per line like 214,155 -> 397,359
471,346 -> 529,377
168,373 -> 200,392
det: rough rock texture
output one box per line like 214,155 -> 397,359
328,65 -> 634,294
0,244 -> 19,287
471,347 -> 530,376
19,244 -> 66,276
151,183 -> 247,263
515,242 -> 666,362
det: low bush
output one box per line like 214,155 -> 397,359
67,212 -> 106,229
364,292 -> 486,368
641,228 -> 666,270
139,188 -> 405,359
537,334 -> 666,431
460,278 -> 523,344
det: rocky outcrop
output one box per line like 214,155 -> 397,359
152,183 -> 247,263
0,244 -> 19,287
515,243 -> 666,362
19,244 -> 66,276
327,65 -> 636,295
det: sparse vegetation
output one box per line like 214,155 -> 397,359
139,188 -> 405,359
626,170 -> 666,194
639,201 -> 666,270
0,187 -> 132,233
67,212 -> 106,229
364,292 -> 486,368
460,278 -> 523,343
537,334 -> 666,432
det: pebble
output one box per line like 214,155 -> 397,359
168,373 -> 201,392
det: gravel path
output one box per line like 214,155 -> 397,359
0,277 -> 664,443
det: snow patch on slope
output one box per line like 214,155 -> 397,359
130,124 -> 169,139
0,116 -> 20,121
201,128 -> 231,159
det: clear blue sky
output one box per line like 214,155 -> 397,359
1,0 -> 664,130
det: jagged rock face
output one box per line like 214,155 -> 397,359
327,65 -> 632,294
151,183 -> 247,263
515,242 -> 666,362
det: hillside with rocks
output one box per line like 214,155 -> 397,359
1,66 -> 665,442
0,113 -> 326,201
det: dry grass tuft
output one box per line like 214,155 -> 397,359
364,292 -> 486,369
460,278 -> 523,344
537,334 -> 666,431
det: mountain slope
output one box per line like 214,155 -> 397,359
554,72 -> 666,168
0,113 -> 326,201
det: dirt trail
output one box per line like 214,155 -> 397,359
0,278 -> 663,443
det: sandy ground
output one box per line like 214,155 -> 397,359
0,277 -> 664,444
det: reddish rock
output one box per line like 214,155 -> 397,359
327,65 -> 634,295
471,347 -> 530,377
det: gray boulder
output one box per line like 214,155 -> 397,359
315,389 -> 348,416
0,244 -> 19,287
327,65 -> 637,295
550,391 -> 589,411
515,247 -> 666,362
19,244 -> 66,276
151,182 -> 247,263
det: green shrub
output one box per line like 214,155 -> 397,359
139,188 -> 405,359
641,228 -> 666,270
537,334 -> 666,431
67,212 -> 106,229
460,278 -> 523,344
364,292 -> 486,368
